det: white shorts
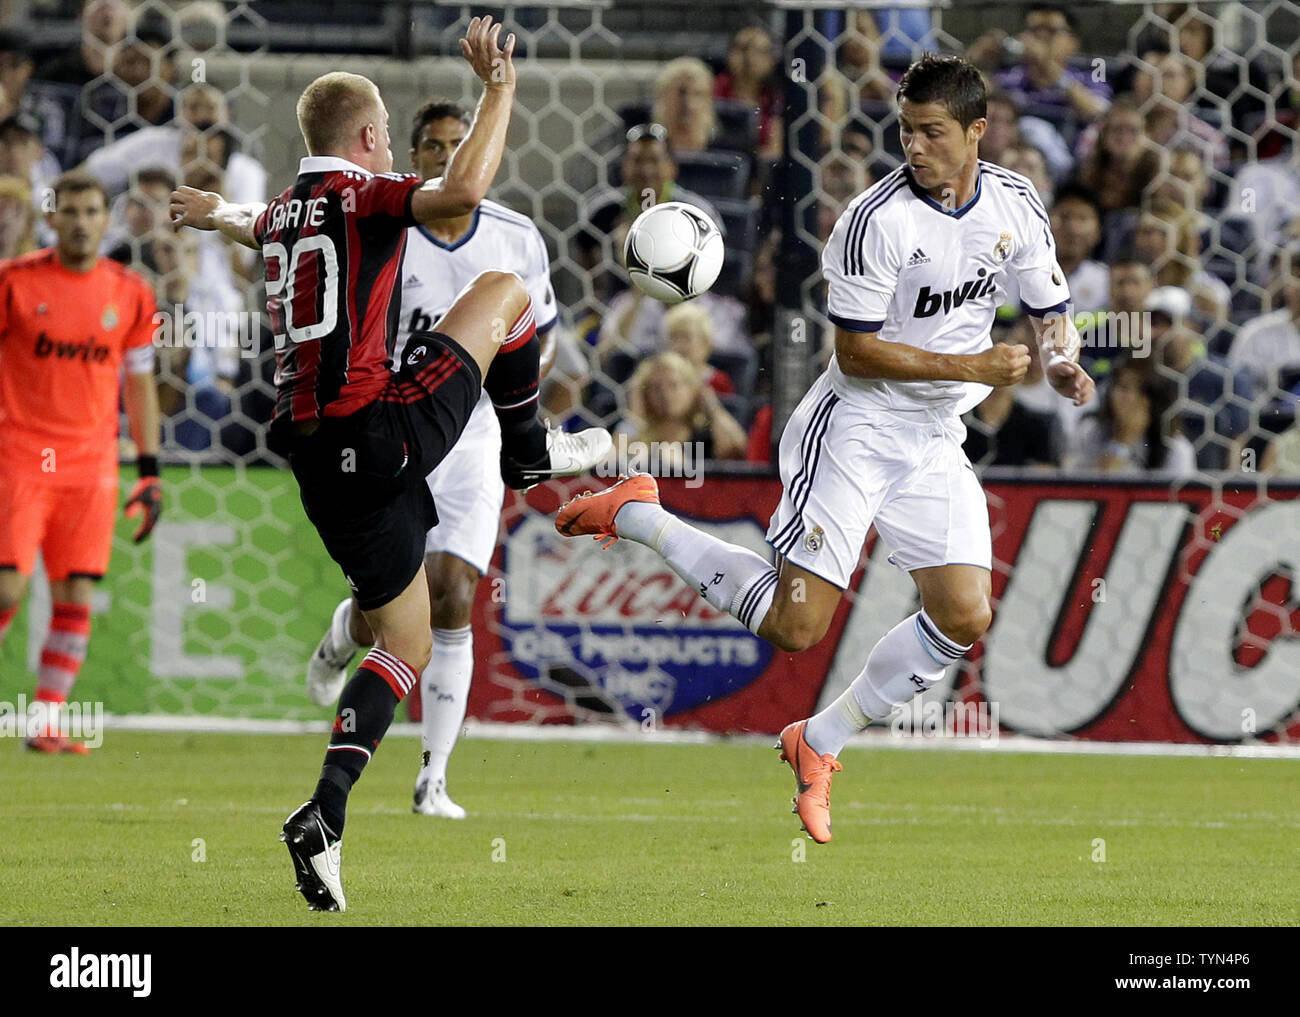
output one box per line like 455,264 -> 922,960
424,393 -> 504,574
765,372 -> 992,589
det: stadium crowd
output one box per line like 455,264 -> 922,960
3,1 -> 1300,477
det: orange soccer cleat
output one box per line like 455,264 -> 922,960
778,720 -> 842,844
554,473 -> 660,549
25,732 -> 92,755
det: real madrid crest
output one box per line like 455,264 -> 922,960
993,232 -> 1012,263
804,525 -> 825,554
101,305 -> 118,330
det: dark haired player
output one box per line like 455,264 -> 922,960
172,17 -> 610,910
557,54 -> 1094,843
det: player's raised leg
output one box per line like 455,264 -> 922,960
433,270 -> 611,489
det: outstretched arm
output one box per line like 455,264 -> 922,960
170,185 -> 265,250
410,15 -> 517,224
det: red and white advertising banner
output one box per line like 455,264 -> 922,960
468,477 -> 1300,744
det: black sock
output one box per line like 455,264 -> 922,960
486,315 -> 546,464
312,664 -> 402,836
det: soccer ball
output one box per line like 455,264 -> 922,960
623,201 -> 725,304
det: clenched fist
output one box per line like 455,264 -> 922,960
972,344 -> 1032,386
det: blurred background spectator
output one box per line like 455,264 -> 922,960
0,171 -> 34,257
1065,356 -> 1196,476
1073,96 -> 1160,212
619,350 -> 747,464
713,25 -> 782,160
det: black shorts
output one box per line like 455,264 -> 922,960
287,331 -> 482,612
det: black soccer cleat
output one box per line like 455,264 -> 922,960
280,800 -> 346,912
500,423 -> 613,491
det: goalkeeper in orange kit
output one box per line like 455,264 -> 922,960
0,170 -> 163,753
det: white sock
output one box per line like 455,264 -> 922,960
330,598 -> 360,656
421,626 -> 473,784
616,501 -> 778,635
805,609 -> 971,756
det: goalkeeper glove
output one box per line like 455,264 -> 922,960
125,456 -> 163,544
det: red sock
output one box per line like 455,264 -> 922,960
37,601 -> 92,703
0,605 -> 16,646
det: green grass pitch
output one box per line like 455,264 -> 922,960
2,731 -> 1296,926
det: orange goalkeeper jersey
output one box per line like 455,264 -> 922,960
0,250 -> 156,481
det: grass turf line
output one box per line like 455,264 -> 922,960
2,732 -> 1296,926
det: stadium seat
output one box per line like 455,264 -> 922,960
711,197 -> 759,255
673,150 -> 750,201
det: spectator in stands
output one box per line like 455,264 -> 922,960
963,322 -> 1062,467
1000,140 -> 1053,207
1132,202 -> 1230,324
1146,286 -> 1253,471
1228,248 -> 1300,400
147,226 -> 236,454
85,84 -> 266,213
574,123 -> 722,301
0,112 -> 58,245
34,0 -> 127,87
713,25 -> 782,159
595,264 -> 751,370
817,145 -> 870,242
28,0 -> 128,165
1149,2 -> 1269,130
620,351 -> 747,463
966,4 -> 1111,126
0,28 -> 34,121
980,89 -> 1073,184
664,302 -> 734,397
1065,356 -> 1196,476
830,10 -> 896,102
1074,96 -> 1159,211
1049,184 -> 1109,312
1228,140 -> 1299,283
652,58 -> 717,155
1131,49 -> 1227,170
105,165 -> 177,264
74,10 -> 177,162
0,174 -> 35,259
1091,252 -> 1155,377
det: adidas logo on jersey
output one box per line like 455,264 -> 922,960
906,248 -> 930,267
913,269 -> 1001,319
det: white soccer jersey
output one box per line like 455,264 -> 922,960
394,198 -> 558,361
822,161 -> 1071,415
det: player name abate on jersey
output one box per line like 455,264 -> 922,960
49,948 -> 151,997
264,195 -> 330,233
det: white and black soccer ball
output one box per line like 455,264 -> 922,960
623,201 -> 725,304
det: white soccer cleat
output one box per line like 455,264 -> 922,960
501,423 -> 614,490
281,801 -> 346,912
306,599 -> 357,706
412,769 -> 467,819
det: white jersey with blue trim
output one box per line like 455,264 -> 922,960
822,161 -> 1071,416
392,197 -> 558,366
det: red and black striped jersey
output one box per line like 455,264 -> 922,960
254,156 -> 423,422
